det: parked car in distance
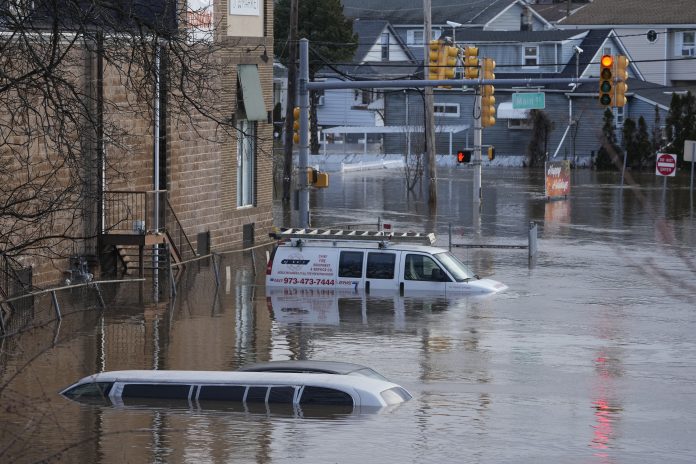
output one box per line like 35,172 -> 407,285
266,228 -> 507,294
237,360 -> 390,381
60,370 -> 412,409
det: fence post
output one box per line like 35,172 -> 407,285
528,221 -> 538,259
51,290 -> 62,321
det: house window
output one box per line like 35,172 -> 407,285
237,119 -> 255,207
361,89 -> 373,105
408,29 -> 424,45
603,46 -> 612,56
381,32 -> 390,61
681,32 -> 695,56
523,46 -> 538,67
433,103 -> 460,117
508,119 -> 533,130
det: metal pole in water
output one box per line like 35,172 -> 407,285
528,221 -> 538,259
298,39 -> 310,227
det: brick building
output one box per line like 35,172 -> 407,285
0,1 -> 275,288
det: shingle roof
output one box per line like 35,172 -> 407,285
455,29 -> 584,44
340,0 -> 516,25
560,0 -> 696,25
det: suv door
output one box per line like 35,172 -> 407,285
401,253 -> 449,295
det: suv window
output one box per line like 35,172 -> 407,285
339,251 -> 363,277
300,386 -> 353,406
64,382 -> 113,398
198,385 -> 246,401
122,384 -> 191,399
366,252 -> 396,279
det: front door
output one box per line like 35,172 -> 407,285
400,253 -> 448,295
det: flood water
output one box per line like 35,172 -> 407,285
2,167 -> 696,463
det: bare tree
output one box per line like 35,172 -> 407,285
0,1 -> 246,284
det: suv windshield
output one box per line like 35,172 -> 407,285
434,252 -> 476,282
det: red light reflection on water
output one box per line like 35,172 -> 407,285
590,353 -> 623,461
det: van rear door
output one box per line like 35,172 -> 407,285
400,252 -> 448,294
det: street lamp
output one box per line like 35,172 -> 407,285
446,20 -> 463,45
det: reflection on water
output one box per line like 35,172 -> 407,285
2,168 -> 696,463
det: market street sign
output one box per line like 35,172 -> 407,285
512,92 -> 545,110
656,153 -> 677,177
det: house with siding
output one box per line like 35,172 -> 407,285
335,0 -> 681,162
557,0 -> 696,89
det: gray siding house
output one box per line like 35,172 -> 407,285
331,0 -> 682,162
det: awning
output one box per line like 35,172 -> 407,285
497,102 -> 529,120
238,64 -> 267,121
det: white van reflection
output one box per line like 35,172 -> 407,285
266,287 -> 495,326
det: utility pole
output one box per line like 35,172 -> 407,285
423,0 -> 437,207
282,0 -> 298,207
298,39 -> 310,227
473,94 -> 482,205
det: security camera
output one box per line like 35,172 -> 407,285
574,46 -> 584,54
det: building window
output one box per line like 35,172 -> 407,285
508,119 -> 533,130
433,103 -> 460,117
237,119 -> 255,207
381,32 -> 390,61
681,32 -> 695,56
523,45 -> 538,67
407,29 -> 424,45
361,89 -> 373,105
603,46 -> 612,56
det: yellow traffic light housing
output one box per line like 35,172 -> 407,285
487,146 -> 495,161
464,46 -> 479,79
292,106 -> 300,144
599,54 -> 613,107
428,40 -> 443,81
442,45 -> 459,80
482,57 -> 496,81
614,55 -> 629,107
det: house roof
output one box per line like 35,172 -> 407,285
529,1 -> 589,24
454,29 -> 584,44
560,0 -> 696,26
340,0 -> 517,26
353,19 -> 415,63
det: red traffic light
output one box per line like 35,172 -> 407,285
457,150 -> 472,163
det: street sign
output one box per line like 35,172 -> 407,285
512,92 -> 545,110
656,153 -> 677,177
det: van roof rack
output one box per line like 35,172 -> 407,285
271,228 -> 436,245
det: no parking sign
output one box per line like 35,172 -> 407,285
656,153 -> 677,177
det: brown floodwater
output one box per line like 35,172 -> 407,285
1,167 -> 695,463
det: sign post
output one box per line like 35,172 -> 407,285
656,153 -> 677,205
685,140 -> 696,207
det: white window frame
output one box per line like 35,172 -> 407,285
381,32 -> 390,61
433,103 -> 460,117
407,29 -> 424,46
523,45 -> 539,68
680,31 -> 696,56
614,106 -> 625,127
237,119 -> 255,208
603,46 -> 612,56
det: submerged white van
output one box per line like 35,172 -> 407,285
266,228 -> 507,294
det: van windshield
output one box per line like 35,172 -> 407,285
434,252 -> 476,282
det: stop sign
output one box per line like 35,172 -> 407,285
656,153 -> 677,177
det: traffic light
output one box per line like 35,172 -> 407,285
599,54 -> 613,107
614,55 -> 629,107
480,58 -> 496,128
457,150 -> 472,163
442,45 -> 459,82
464,46 -> 479,79
487,146 -> 495,161
428,40 -> 443,80
292,106 -> 300,144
